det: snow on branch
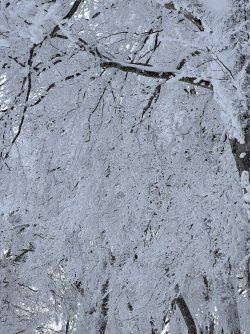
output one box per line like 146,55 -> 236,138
165,2 -> 204,32
101,60 -> 213,90
11,46 -> 36,145
50,0 -> 84,37
47,2 -> 211,91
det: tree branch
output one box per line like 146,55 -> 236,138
49,1 -> 210,95
101,61 -> 213,90
165,2 -> 204,32
50,0 -> 83,37
8,1 -> 84,147
11,46 -> 35,145
141,83 -> 161,119
14,243 -> 34,262
176,51 -> 201,71
31,72 -> 82,107
172,294 -> 197,334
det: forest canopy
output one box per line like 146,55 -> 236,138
0,1 -> 249,333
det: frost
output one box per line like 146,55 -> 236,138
26,3 -> 60,43
241,172 -> 250,220
0,0 -> 250,333
241,171 -> 249,189
0,39 -> 10,47
200,0 -> 230,17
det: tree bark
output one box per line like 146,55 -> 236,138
172,294 -> 197,334
230,128 -> 250,178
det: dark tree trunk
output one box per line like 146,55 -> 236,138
230,128 -> 250,178
172,294 -> 197,334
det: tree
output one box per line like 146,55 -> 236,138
0,0 -> 249,333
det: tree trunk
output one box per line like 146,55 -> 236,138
230,128 -> 250,178
172,294 -> 197,334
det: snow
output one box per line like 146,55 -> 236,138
1,0 -> 250,333
0,39 -> 10,47
200,0 -> 230,17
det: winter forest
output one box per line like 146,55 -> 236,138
0,0 -> 250,333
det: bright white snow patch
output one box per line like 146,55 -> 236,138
161,320 -> 170,334
240,153 -> 246,158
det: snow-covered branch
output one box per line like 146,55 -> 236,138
165,2 -> 204,31
101,60 -> 213,90
50,0 -> 84,38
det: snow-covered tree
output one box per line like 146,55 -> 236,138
0,0 -> 249,333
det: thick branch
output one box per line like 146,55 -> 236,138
51,1 -> 212,94
63,0 -> 83,20
172,295 -> 197,334
50,0 -> 83,37
165,2 -> 204,31
101,61 -> 213,90
51,2 -> 209,91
